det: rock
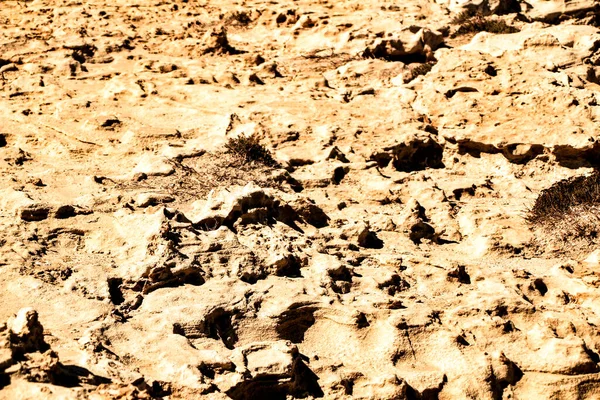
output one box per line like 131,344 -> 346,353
310,253 -> 353,293
519,332 -> 599,374
245,53 -> 265,66
88,383 -> 153,400
375,272 -> 410,295
194,183 -> 328,230
402,370 -> 446,400
57,59 -> 85,76
370,134 -> 445,171
134,193 -> 175,208
0,323 -> 12,371
292,14 -> 316,31
396,199 -> 437,244
0,63 -> 17,77
201,26 -> 239,55
447,264 -> 471,284
391,135 -> 445,172
286,197 -> 329,228
158,63 -> 178,73
358,225 -> 384,249
0,311 -> 66,389
233,341 -> 298,378
18,349 -> 61,383
461,25 -> 600,60
340,221 -> 384,249
99,117 -> 122,130
6,2 -> 600,399
351,374 -> 409,399
194,183 -> 277,229
524,0 -> 597,21
226,341 -> 322,399
257,62 -> 283,79
490,352 -> 521,387
131,154 -> 175,177
7,308 -> 48,355
363,27 -> 443,61
4,147 -> 31,166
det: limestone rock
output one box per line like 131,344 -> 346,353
363,27 -> 444,61
525,0 -> 597,21
193,183 -> 328,231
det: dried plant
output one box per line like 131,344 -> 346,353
451,13 -> 519,37
527,172 -> 600,254
225,134 -> 279,167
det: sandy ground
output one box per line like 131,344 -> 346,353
2,0 -> 600,398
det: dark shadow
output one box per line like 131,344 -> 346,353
226,357 -> 323,400
492,360 -> 523,399
447,265 -> 471,284
392,140 -> 445,172
445,86 -> 479,98
358,230 -> 384,249
533,278 -> 547,296
55,205 -> 77,219
364,49 -> 428,63
107,277 -> 125,305
291,358 -> 324,398
276,306 -> 318,343
0,373 -> 10,389
409,222 -> 435,245
503,144 -> 545,164
53,364 -> 111,387
436,238 -> 459,245
554,142 -> 600,169
584,343 -> 600,364
226,379 -> 287,400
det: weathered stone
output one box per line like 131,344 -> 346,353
7,308 -> 48,355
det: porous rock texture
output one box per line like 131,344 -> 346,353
3,0 -> 600,399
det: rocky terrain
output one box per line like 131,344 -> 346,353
3,0 -> 600,398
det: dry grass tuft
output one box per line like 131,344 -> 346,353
115,151 -> 295,208
225,134 -> 279,167
224,10 -> 253,26
403,63 -> 434,83
451,13 -> 519,37
527,172 -> 600,255
450,10 -> 481,25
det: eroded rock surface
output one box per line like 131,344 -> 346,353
2,0 -> 600,399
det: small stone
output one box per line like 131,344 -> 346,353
28,178 -> 44,187
158,64 -> 178,73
